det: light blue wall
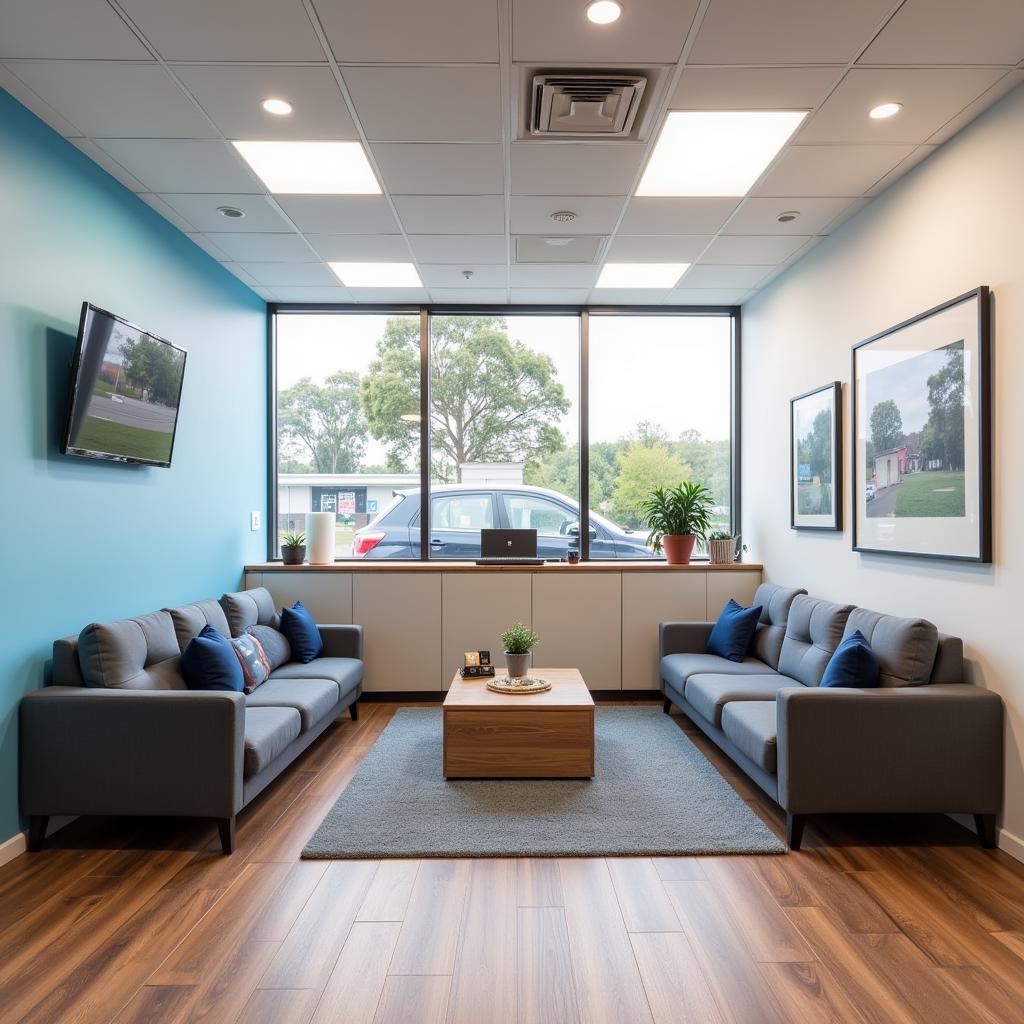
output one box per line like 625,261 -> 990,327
0,89 -> 267,845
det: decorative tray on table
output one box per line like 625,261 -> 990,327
486,676 -> 551,694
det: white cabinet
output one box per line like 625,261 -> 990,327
707,571 -> 761,618
251,572 -> 353,624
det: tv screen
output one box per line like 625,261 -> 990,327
62,303 -> 187,468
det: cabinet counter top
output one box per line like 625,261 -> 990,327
245,560 -> 762,574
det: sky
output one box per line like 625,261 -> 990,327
864,341 -> 961,435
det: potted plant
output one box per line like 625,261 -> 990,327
500,621 -> 539,679
639,482 -> 714,565
708,530 -> 738,565
280,532 -> 306,565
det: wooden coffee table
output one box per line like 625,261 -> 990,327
443,667 -> 595,779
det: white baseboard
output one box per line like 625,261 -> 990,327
999,825 -> 1024,863
0,830 -> 27,868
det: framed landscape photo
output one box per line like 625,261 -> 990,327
791,381 -> 842,530
852,286 -> 991,562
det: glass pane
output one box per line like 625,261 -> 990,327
428,314 -> 579,559
275,312 -> 420,559
587,315 -> 732,559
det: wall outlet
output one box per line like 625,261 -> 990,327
250,511 -> 261,531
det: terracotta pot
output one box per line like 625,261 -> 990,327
660,534 -> 696,565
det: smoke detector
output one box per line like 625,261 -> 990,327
217,205 -> 245,219
777,211 -> 800,223
551,210 -> 577,223
530,73 -> 646,137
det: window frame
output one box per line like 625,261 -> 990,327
267,303 -> 741,562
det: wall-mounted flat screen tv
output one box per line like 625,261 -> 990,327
62,303 -> 187,468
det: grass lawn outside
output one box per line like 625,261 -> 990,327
73,415 -> 173,463
797,482 -> 832,516
895,471 -> 966,517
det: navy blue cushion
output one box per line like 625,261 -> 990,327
821,630 -> 880,688
279,601 -> 323,664
706,599 -> 763,662
182,625 -> 244,692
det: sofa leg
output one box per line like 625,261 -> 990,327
350,701 -> 359,721
27,815 -> 49,853
786,813 -> 806,851
662,696 -> 671,714
217,816 -> 236,855
974,813 -> 997,850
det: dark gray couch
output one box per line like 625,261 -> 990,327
661,583 -> 1004,850
20,587 -> 362,854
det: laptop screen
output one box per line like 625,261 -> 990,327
480,528 -> 538,558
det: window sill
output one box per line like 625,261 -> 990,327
246,560 -> 762,573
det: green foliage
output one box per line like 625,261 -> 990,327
921,342 -> 965,471
639,482 -> 715,551
278,370 -> 366,474
870,398 -> 903,454
708,529 -> 734,541
118,334 -> 184,406
611,442 -> 691,528
798,407 -> 833,483
500,621 -> 539,655
281,532 -> 306,547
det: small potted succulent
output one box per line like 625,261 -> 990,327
639,481 -> 715,565
280,531 -> 306,565
707,530 -> 738,564
500,621 -> 539,680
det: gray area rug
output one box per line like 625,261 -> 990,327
303,707 -> 785,858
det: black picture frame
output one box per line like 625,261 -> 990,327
851,286 -> 991,562
790,381 -> 842,531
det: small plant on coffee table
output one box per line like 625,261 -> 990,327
501,621 -> 539,679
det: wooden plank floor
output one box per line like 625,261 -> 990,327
2,701 -> 1023,1024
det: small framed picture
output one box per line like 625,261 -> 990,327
790,382 -> 842,531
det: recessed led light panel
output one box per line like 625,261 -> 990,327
328,262 -> 422,288
233,141 -> 381,194
595,263 -> 689,288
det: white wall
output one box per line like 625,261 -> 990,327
741,83 -> 1023,858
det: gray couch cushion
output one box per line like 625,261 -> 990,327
244,706 -> 301,777
778,595 -> 854,687
750,583 -> 806,670
721,701 -> 778,773
246,678 -> 340,731
166,599 -> 232,652
77,610 -> 186,690
270,657 -> 363,698
52,636 -> 86,687
247,624 -> 291,671
661,653 -> 774,693
221,587 -> 279,637
844,609 -> 939,688
685,673 -> 796,728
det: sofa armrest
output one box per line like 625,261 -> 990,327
319,623 -> 363,661
659,621 -> 714,658
20,687 -> 245,819
776,684 -> 1003,815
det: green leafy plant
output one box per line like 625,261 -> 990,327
639,482 -> 715,552
282,532 -> 306,547
708,529 -> 734,541
501,621 -> 539,655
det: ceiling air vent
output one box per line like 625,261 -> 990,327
530,73 -> 646,137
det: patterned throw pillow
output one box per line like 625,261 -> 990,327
230,633 -> 271,693
246,624 -> 291,671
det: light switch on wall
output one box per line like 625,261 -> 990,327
251,511 -> 261,531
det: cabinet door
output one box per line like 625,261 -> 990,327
707,570 -> 762,618
622,572 -> 707,690
442,573 -> 532,689
255,572 -> 353,625
353,573 -> 441,691
531,573 -> 621,691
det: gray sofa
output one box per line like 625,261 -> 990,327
20,587 -> 362,854
661,583 -> 1003,850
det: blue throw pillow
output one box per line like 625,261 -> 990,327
279,601 -> 323,663
182,625 -> 244,692
706,599 -> 763,662
821,630 -> 880,688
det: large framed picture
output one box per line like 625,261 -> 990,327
852,286 -> 991,562
791,381 -> 842,530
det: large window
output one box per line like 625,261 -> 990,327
272,307 -> 736,561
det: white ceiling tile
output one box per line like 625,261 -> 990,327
158,194 -> 293,232
93,139 -> 261,193
393,195 -> 505,234
252,287 -> 278,302
619,198 -> 740,235
343,67 -> 500,142
271,286 -> 355,302
665,288 -> 748,305
69,139 -> 148,191
0,64 -> 83,136
510,196 -> 623,235
372,143 -> 503,195
678,265 -> 772,289
514,236 -> 603,264
510,289 -> 592,304
926,70 -> 1023,144
511,144 -> 645,196
175,65 -> 358,142
205,232 -> 316,261
509,265 -> 599,288
429,289 -> 509,303
512,0 -> 700,63
700,235 -> 811,264
864,145 -> 939,197
138,194 -> 197,232
606,235 -> 711,260
275,196 -> 399,234
860,0 -> 1024,65
819,198 -> 871,233
408,234 -> 506,263
0,0 -> 151,58
185,233 -> 231,260
8,62 -> 216,139
797,68 -> 1006,145
723,197 -> 867,235
238,262 -> 337,286
688,0 -> 894,64
670,67 -> 839,110
419,265 -> 508,288
117,0 -> 324,60
784,236 -> 825,263
320,0 -> 498,63
305,234 -> 412,260
752,144 -> 915,197
221,263 -> 261,287
346,287 -> 430,303
590,289 -> 672,304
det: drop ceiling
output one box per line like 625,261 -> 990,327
1,0 -> 1022,306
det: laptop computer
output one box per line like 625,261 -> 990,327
476,528 -> 545,565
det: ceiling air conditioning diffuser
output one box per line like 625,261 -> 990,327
529,73 -> 646,137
